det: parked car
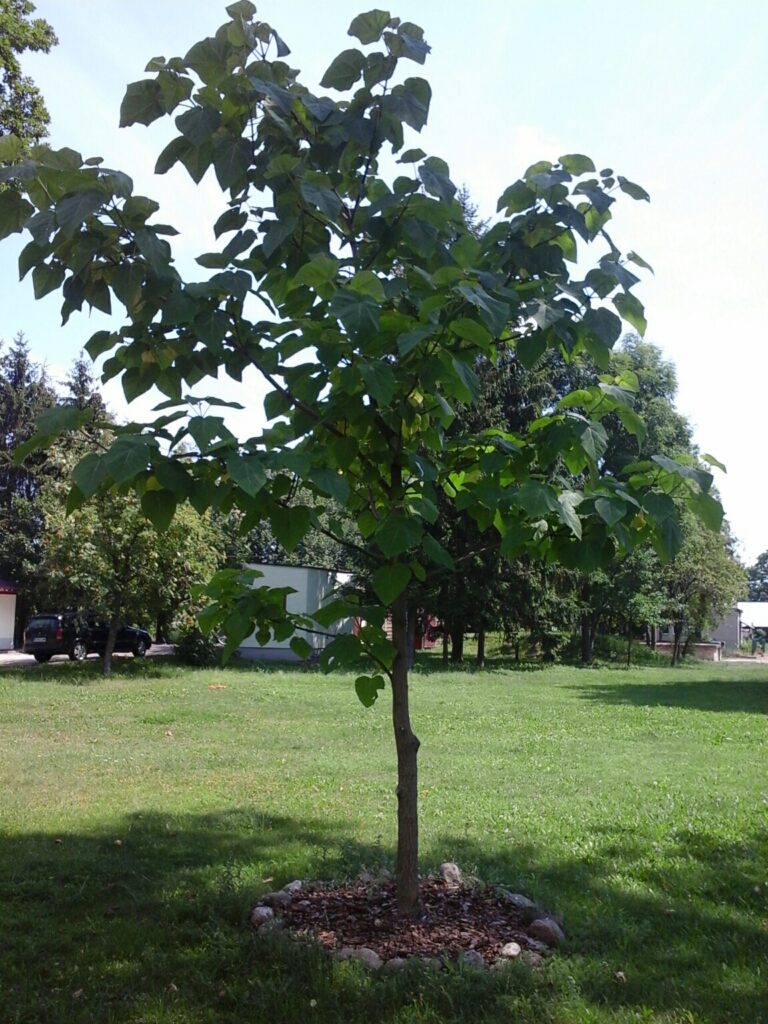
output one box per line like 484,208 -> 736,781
22,611 -> 90,662
86,619 -> 152,658
22,611 -> 152,662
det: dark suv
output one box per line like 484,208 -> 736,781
23,611 -> 90,662
22,612 -> 151,662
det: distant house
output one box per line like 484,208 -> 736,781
736,601 -> 768,633
237,563 -> 354,661
0,579 -> 18,651
707,602 -> 768,654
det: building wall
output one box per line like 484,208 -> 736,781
0,594 -> 17,650
237,564 -> 353,661
711,609 -> 741,652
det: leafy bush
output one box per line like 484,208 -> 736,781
174,628 -> 219,667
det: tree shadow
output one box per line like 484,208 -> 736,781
570,676 -> 768,714
2,807 -> 766,1023
438,823 -> 768,1024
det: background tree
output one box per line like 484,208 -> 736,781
0,333 -> 55,639
0,0 -> 56,144
1,6 -> 719,917
39,482 -> 224,672
663,514 -> 746,664
746,550 -> 768,601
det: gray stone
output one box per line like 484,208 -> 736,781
346,947 -> 383,971
382,957 -> 408,973
337,946 -> 356,961
262,890 -> 293,911
439,862 -> 463,887
500,890 -> 538,913
520,950 -> 544,969
250,905 -> 275,928
500,941 -> 522,959
458,949 -> 486,970
419,957 -> 443,972
281,879 -> 303,895
527,917 -> 566,947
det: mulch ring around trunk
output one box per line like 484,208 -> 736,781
250,866 -> 566,973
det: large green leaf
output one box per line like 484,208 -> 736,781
227,453 -> 267,496
320,48 -> 365,90
374,514 -> 423,557
55,189 -> 105,237
103,436 -> 153,484
613,292 -> 647,335
360,361 -> 396,405
348,10 -> 392,43
354,674 -> 386,708
141,489 -> 177,532
120,80 -> 165,127
271,506 -> 311,552
329,289 -> 380,339
418,157 -> 455,203
0,189 -> 34,240
372,564 -> 412,605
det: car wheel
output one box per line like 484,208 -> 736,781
70,640 -> 88,661
133,639 -> 147,658
34,653 -> 52,663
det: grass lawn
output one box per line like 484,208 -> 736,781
0,654 -> 766,1023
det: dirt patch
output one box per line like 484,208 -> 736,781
261,877 -> 556,968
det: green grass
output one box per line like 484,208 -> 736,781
0,655 -> 766,1023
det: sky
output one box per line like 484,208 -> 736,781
2,1 -> 767,562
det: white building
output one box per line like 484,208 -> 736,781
0,579 -> 18,651
237,564 -> 353,661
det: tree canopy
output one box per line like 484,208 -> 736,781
0,0 -> 56,144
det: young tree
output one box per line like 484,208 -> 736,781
0,0 -> 57,144
0,6 -> 719,915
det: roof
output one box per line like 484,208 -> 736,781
0,579 -> 18,594
737,601 -> 768,627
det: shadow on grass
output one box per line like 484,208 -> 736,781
571,676 -> 768,714
2,808 -> 766,1024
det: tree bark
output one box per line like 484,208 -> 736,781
406,605 -> 417,669
476,627 -> 486,668
390,591 -> 421,918
672,622 -> 683,665
580,614 -> 595,664
103,619 -> 120,676
441,625 -> 449,665
450,620 -> 464,663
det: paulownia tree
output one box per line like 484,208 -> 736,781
0,5 -> 722,916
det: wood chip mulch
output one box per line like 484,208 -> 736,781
279,879 -> 540,966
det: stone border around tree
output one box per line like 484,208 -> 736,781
249,862 -> 566,973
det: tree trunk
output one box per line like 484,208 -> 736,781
580,614 -> 595,664
390,592 -> 421,918
476,627 -> 485,668
441,625 -> 449,665
406,605 -> 417,670
626,624 -> 632,667
450,620 -> 464,663
672,622 -> 683,665
102,619 -> 120,676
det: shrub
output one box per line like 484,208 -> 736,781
174,628 -> 219,667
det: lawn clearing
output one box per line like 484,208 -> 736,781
0,656 -> 766,1023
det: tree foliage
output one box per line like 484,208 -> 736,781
747,551 -> 768,601
0,0 -> 56,144
0,5 -> 721,915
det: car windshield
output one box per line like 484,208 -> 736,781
27,616 -> 59,629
